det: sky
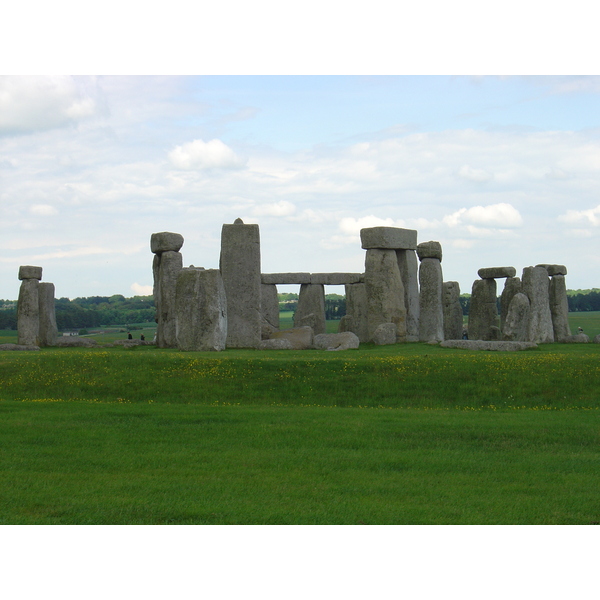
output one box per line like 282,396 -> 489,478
2,74 -> 600,300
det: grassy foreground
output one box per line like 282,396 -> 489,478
1,343 -> 600,524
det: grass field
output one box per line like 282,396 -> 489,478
1,338 -> 600,525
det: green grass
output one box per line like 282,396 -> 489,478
1,343 -> 600,524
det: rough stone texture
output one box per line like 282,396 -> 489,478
593,334 -> 600,344
360,227 -> 417,250
259,338 -> 293,350
344,283 -> 369,343
152,253 -> 161,316
467,278 -> 498,341
500,276 -> 521,331
310,273 -> 363,285
416,241 -> 442,261
260,284 -> 280,332
443,281 -> 463,340
269,326 -> 314,350
220,221 -> 262,348
261,273 -> 311,285
560,333 -> 589,343
17,278 -> 40,346
156,250 -> 183,348
489,326 -> 502,341
175,268 -> 227,352
314,332 -> 360,351
440,340 -> 538,351
477,266 -> 517,279
294,284 -> 326,335
365,249 -> 407,343
18,265 -> 43,281
418,257 -> 444,343
151,232 -> 184,254
113,339 -> 155,347
38,282 -> 58,347
522,266 -> 554,344
502,293 -> 531,342
396,249 -> 420,341
372,323 -> 397,345
55,337 -> 98,347
536,264 -> 567,276
549,274 -> 571,342
0,344 -> 40,351
338,314 -> 354,334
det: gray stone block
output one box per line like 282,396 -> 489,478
151,232 -> 184,254
502,293 -> 530,342
440,340 -> 538,351
18,265 -> 42,280
443,281 -> 463,341
360,227 -> 417,250
38,282 -> 58,347
261,273 -> 312,285
0,343 -> 40,351
294,284 -> 326,335
419,257 -> 444,342
477,267 -> 517,279
467,278 -> 498,341
417,241 -> 442,261
269,327 -> 314,349
593,334 -> 600,344
536,264 -> 567,276
549,274 -> 571,342
260,284 -> 280,332
314,332 -> 360,351
156,250 -> 183,348
397,249 -> 420,341
500,276 -> 521,331
17,278 -> 40,346
55,337 -> 98,347
372,323 -> 397,345
560,333 -> 589,343
310,273 -> 363,285
522,266 -> 554,344
344,283 -> 369,342
259,338 -> 293,350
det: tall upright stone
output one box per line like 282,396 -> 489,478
443,281 -> 463,340
343,282 -> 369,342
467,278 -> 498,341
500,276 -> 521,332
175,268 -> 227,351
549,274 -> 571,342
260,283 -> 280,339
502,293 -> 531,342
38,282 -> 58,347
17,265 -> 42,346
396,249 -> 420,341
521,266 -> 554,344
365,249 -> 406,343
220,219 -> 261,348
417,241 -> 444,343
294,283 -> 326,335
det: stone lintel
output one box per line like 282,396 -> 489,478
416,241 -> 442,261
478,266 -> 517,279
151,232 -> 184,254
360,227 -> 417,250
261,273 -> 312,285
310,273 -> 363,285
261,273 -> 364,285
536,264 -> 567,276
18,266 -> 43,280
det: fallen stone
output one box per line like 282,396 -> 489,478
440,340 -> 538,351
360,226 -> 417,250
560,333 -> 589,344
536,264 -> 567,276
372,323 -> 397,345
150,232 -> 184,254
112,340 -> 156,347
0,343 -> 40,351
416,241 -> 442,261
594,334 -> 600,344
477,266 -> 516,279
259,338 -> 294,350
314,332 -> 360,351
55,337 -> 99,347
18,265 -> 43,280
269,326 -> 314,350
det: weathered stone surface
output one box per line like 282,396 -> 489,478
549,274 -> 571,342
269,326 -> 314,350
477,266 -> 517,279
338,314 -> 354,334
260,284 -> 280,332
17,278 -> 39,346
55,337 -> 98,347
593,334 -> 600,344
396,249 -> 420,341
0,344 -> 40,351
156,250 -> 183,348
261,273 -> 311,285
536,264 -> 567,276
314,332 -> 360,351
151,232 -> 184,254
294,284 -> 326,335
113,339 -> 155,347
418,257 -> 444,343
560,333 -> 589,343
220,221 -> 262,348
360,227 -> 417,250
443,281 -> 463,340
344,283 -> 369,343
310,273 -> 363,285
18,265 -> 42,280
467,278 -> 498,341
502,293 -> 530,342
259,338 -> 293,350
500,277 -> 521,331
38,282 -> 58,347
175,268 -> 227,352
372,323 -> 397,345
416,241 -> 442,261
365,249 -> 406,343
440,340 -> 538,351
522,266 -> 554,344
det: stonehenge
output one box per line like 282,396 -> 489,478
17,266 -> 57,347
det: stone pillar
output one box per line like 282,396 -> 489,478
443,281 -> 463,340
522,266 -> 554,344
365,249 -> 407,343
467,278 -> 498,341
341,282 -> 369,342
260,283 -> 280,339
151,232 -> 184,348
294,283 -> 326,335
175,268 -> 227,352
396,249 -> 420,341
538,264 -> 571,342
220,218 -> 261,348
38,282 -> 58,347
502,293 -> 531,342
17,266 -> 42,346
417,241 -> 443,343
500,276 -> 521,332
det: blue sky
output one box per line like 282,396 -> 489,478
1,75 -> 600,299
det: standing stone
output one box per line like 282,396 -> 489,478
261,283 -> 280,339
17,278 -> 40,346
443,281 -> 463,340
500,277 -> 521,332
502,293 -> 531,342
220,219 -> 262,348
175,268 -> 227,351
467,278 -> 498,341
396,249 -> 420,341
294,284 -> 326,335
365,249 -> 406,343
549,274 -> 571,342
38,282 -> 58,347
522,266 -> 554,344
343,282 -> 369,342
156,250 -> 183,348
417,242 -> 443,343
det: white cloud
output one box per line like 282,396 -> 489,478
458,164 -> 492,182
131,282 -> 153,295
559,204 -> 600,226
251,201 -> 296,217
443,203 -> 523,228
29,204 -> 58,216
168,139 -> 246,170
339,216 -> 406,236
